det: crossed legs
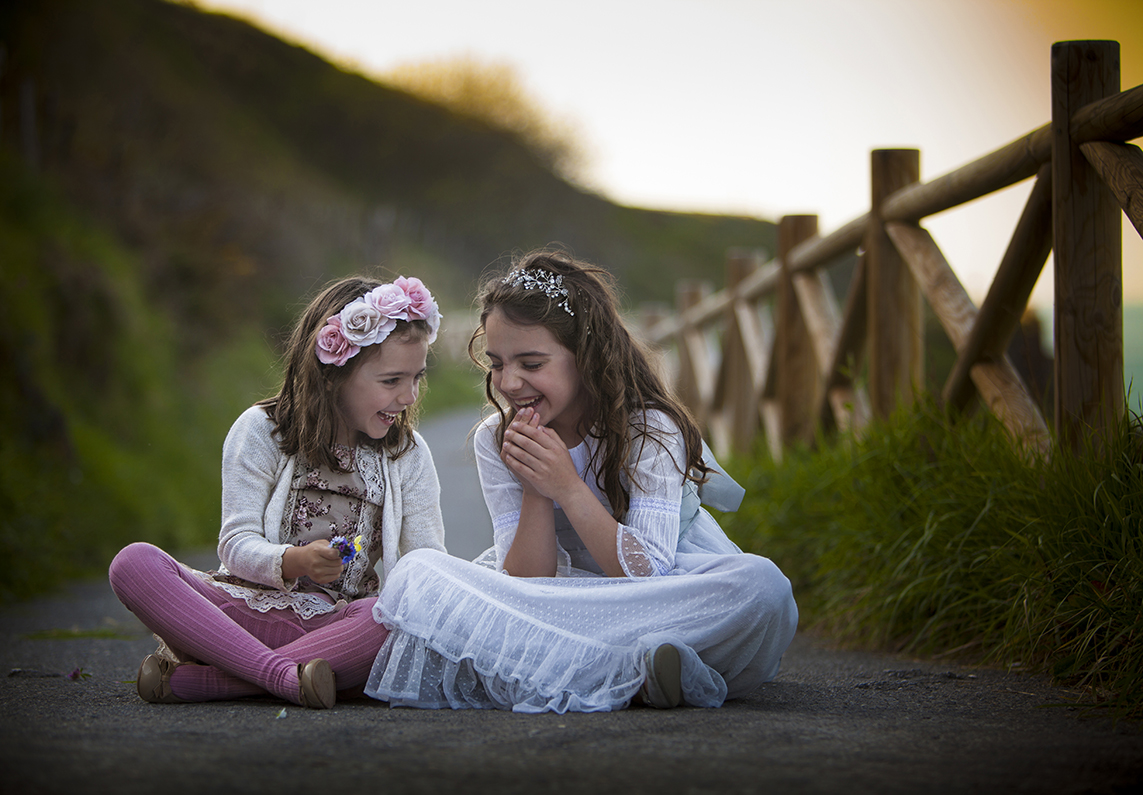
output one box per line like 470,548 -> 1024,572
109,543 -> 388,703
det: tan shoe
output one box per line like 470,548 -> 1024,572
638,644 -> 682,708
136,654 -> 189,704
298,659 -> 336,709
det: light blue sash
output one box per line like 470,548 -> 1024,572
678,440 -> 745,539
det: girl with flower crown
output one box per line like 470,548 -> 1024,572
365,250 -> 797,713
109,276 -> 447,709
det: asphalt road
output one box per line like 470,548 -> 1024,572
2,408 -> 1141,794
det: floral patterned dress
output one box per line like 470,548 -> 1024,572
199,445 -> 386,619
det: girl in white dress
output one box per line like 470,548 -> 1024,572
366,250 -> 797,713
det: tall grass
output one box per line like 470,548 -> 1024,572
721,398 -> 1143,717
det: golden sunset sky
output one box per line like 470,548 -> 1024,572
194,0 -> 1142,307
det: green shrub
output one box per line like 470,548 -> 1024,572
722,397 -> 1143,718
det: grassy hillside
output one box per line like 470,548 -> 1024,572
1,0 -> 775,318
0,151 -> 282,600
0,0 -> 776,599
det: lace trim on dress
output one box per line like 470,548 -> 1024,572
629,496 -> 678,515
491,510 -> 521,533
192,568 -> 341,619
152,634 -> 198,664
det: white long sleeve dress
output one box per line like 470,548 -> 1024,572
364,411 -> 798,713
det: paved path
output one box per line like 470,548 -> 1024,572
2,409 -> 1141,794
417,406 -> 493,562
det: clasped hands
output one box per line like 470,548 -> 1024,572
500,407 -> 579,502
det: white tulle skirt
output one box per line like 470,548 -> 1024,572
364,548 -> 798,713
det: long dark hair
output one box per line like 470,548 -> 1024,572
468,249 -> 709,520
259,277 -> 430,470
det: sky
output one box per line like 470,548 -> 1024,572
194,0 -> 1142,308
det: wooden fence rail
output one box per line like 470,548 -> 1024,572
642,41 -> 1143,460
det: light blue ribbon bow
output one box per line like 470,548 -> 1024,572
697,440 -> 745,512
678,440 -> 746,539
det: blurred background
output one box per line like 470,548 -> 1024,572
1,0 -> 1139,599
198,0 -> 1143,310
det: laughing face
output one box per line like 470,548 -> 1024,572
336,333 -> 428,446
484,307 -> 587,447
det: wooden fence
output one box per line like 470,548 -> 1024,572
641,41 -> 1143,461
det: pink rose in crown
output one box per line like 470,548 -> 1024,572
340,298 -> 394,346
395,276 -> 442,343
366,284 -> 412,322
316,315 -> 360,366
396,276 -> 431,316
421,303 -> 441,343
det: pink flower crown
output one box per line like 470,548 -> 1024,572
316,276 -> 442,366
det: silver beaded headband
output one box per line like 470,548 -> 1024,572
503,267 -> 574,316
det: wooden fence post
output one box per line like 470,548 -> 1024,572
777,215 -> 819,446
867,149 -> 922,418
820,253 -> 871,435
639,301 -> 673,389
675,279 -> 716,440
886,222 -> 1051,456
944,163 -> 1053,413
1052,40 -> 1123,451
715,249 -> 766,456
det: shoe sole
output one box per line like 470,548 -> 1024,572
136,654 -> 186,704
644,644 -> 682,708
137,654 -> 164,703
299,659 -> 336,709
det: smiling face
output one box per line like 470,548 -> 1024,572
484,307 -> 587,447
336,333 -> 428,446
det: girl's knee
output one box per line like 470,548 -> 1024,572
341,597 -> 380,622
108,542 -> 172,589
732,554 -> 796,613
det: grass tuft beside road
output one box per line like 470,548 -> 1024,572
722,397 -> 1143,719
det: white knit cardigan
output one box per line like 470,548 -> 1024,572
216,405 -> 446,594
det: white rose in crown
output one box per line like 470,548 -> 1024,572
339,299 -> 396,346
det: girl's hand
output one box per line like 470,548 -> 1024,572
282,541 -> 344,584
500,408 -> 544,497
501,407 -> 580,503
500,406 -> 624,577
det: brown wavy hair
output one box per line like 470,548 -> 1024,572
258,276 -> 429,470
468,249 -> 709,520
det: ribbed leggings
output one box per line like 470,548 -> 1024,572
108,542 -> 388,704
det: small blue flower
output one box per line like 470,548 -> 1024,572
329,535 -> 357,565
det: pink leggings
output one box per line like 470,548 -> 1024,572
108,542 -> 389,704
